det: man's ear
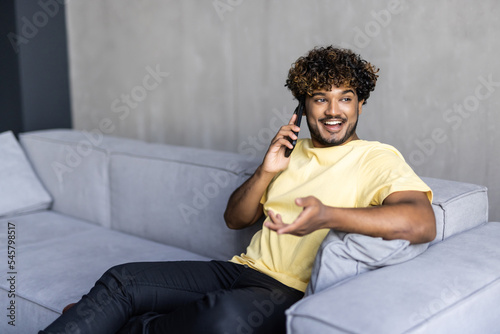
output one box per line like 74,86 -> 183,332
358,100 -> 364,115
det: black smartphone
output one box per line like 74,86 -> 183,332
284,100 -> 304,157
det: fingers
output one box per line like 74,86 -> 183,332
265,210 -> 287,232
265,114 -> 301,157
266,210 -> 301,235
272,124 -> 299,148
295,196 -> 317,208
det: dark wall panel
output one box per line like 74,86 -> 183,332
0,0 -> 71,136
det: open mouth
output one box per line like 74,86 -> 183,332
322,118 -> 344,132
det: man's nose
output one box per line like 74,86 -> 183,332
325,102 -> 341,116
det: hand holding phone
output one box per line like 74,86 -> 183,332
284,100 -> 304,157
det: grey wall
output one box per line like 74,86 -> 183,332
65,0 -> 500,221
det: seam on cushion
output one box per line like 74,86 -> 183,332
286,311 -> 360,334
109,151 -> 244,176
20,134 -> 110,154
432,188 -> 487,206
105,149 -> 112,229
439,193 -> 489,241
404,275 -> 500,333
287,276 -> 500,334
0,287 -> 62,314
438,203 -> 447,241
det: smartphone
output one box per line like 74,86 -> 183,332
284,100 -> 304,157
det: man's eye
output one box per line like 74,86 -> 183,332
315,98 -> 326,103
341,97 -> 352,102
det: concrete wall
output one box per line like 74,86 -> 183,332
65,0 -> 500,221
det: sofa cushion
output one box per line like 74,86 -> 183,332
0,131 -> 52,218
305,177 -> 489,297
0,210 -> 211,332
422,177 -> 489,245
306,231 -> 429,296
19,129 -> 112,227
108,145 -> 261,260
18,129 -> 262,259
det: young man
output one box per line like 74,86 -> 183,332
40,46 -> 435,334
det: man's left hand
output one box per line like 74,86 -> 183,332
265,196 -> 328,236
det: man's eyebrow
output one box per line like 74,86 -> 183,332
311,89 -> 355,97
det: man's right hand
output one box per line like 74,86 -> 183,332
261,113 -> 301,175
223,113 -> 301,229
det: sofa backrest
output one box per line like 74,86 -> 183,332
19,129 -> 489,259
19,129 -> 260,260
421,176 -> 488,245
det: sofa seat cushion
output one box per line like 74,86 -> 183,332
287,222 -> 500,334
0,211 -> 210,324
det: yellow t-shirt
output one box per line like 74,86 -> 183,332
230,139 -> 432,292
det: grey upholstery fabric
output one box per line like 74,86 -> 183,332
0,211 -> 211,333
422,176 -> 488,245
306,232 -> 429,296
19,129 -> 262,259
0,131 -> 52,218
1,129 -> 496,334
109,152 -> 261,260
287,222 -> 500,334
19,130 -> 111,227
306,177 -> 489,297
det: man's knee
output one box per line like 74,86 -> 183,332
86,263 -> 138,309
100,263 -> 137,288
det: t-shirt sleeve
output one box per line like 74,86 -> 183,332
356,145 -> 433,207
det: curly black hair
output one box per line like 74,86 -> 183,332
285,46 -> 379,105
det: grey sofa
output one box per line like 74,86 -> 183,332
0,129 -> 499,334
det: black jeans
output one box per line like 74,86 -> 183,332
39,260 -> 304,334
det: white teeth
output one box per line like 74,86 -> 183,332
325,120 -> 342,125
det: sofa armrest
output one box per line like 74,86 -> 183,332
287,222 -> 500,334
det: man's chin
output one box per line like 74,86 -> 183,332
322,131 -> 349,145
312,136 -> 346,148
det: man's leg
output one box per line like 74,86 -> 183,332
39,260 -> 245,334
143,265 -> 304,334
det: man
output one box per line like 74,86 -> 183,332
40,46 -> 435,334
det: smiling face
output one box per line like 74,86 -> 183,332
304,86 -> 364,148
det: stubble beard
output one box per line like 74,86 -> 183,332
307,107 -> 359,147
